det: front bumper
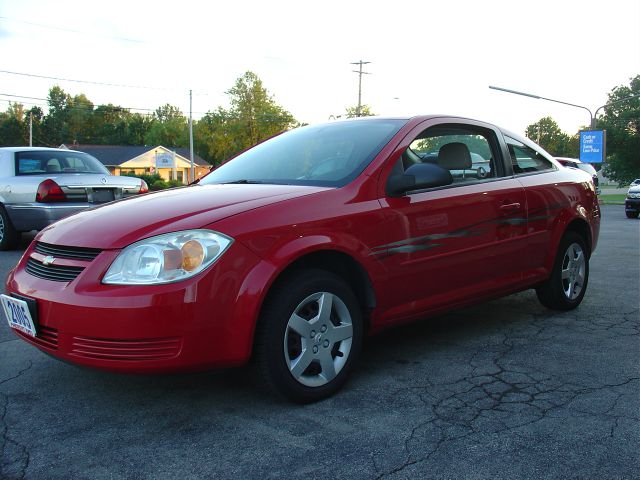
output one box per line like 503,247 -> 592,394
625,198 -> 640,213
5,240 -> 266,373
5,203 -> 89,231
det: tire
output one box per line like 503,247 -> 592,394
536,231 -> 589,310
0,206 -> 20,251
254,269 -> 363,403
626,211 -> 639,219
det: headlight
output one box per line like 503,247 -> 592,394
102,230 -> 233,285
628,192 -> 640,199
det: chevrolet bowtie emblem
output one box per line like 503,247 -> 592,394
42,256 -> 55,266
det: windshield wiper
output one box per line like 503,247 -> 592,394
220,179 -> 265,184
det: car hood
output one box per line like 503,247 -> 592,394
628,186 -> 640,194
37,184 -> 329,249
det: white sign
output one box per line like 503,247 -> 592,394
155,153 -> 175,168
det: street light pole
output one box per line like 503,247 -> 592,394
592,94 -> 640,127
489,85 -> 594,126
489,85 -> 640,129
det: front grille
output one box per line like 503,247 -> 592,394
26,258 -> 84,282
70,336 -> 182,361
35,242 -> 102,261
14,325 -> 58,350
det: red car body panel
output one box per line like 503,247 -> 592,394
4,115 -> 601,374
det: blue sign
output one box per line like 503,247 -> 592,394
579,130 -> 606,164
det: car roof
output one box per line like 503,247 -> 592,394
0,146 -> 85,154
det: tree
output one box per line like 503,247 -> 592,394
43,86 -> 72,145
67,93 -> 95,144
345,104 -> 375,118
0,102 -> 27,146
599,75 -> 640,185
93,104 -> 130,144
197,72 -> 296,164
525,117 -> 576,157
144,104 -> 188,147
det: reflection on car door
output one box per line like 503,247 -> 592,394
373,120 -> 529,327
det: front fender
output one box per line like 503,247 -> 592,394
230,231 -> 386,356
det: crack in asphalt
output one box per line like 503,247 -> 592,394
373,310 -> 640,480
0,361 -> 33,480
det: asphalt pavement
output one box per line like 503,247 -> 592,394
0,205 -> 638,480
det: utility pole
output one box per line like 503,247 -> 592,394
189,89 -> 194,183
29,112 -> 33,147
351,60 -> 371,117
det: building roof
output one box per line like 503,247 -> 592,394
59,144 -> 209,167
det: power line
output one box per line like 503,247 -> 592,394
0,16 -> 144,44
0,69 -> 180,91
0,96 -> 296,123
0,93 -> 163,115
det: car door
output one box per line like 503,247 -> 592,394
373,118 -> 529,326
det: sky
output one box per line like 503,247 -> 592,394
1,0 -> 639,138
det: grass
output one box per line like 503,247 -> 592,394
598,193 -> 626,205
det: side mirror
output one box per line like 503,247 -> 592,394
386,163 -> 453,196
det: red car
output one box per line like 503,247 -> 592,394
3,116 -> 600,403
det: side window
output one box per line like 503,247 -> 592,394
505,137 -> 555,174
398,124 -> 501,185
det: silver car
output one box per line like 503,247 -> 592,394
0,147 -> 148,250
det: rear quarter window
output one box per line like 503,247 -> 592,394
505,136 -> 556,174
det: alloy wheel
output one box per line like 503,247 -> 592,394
561,242 -> 586,300
283,292 -> 353,388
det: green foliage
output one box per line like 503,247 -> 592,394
148,179 -> 183,191
150,180 -> 168,191
121,171 -> 162,186
0,75 -> 295,160
196,72 -> 297,164
600,75 -> 640,185
345,104 -> 375,118
144,104 -> 188,148
525,117 -> 577,157
0,103 -> 26,146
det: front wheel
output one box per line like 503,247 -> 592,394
536,231 -> 589,310
254,269 -> 363,403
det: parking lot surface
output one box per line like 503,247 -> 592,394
1,205 -> 638,479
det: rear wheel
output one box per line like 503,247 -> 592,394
254,269 -> 363,403
536,231 -> 589,310
0,207 -> 20,251
626,211 -> 639,219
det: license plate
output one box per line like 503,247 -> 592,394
92,188 -> 115,203
1,294 -> 37,338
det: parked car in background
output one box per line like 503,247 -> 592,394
625,185 -> 640,218
555,157 -> 600,193
0,147 -> 148,250
3,116 -> 600,403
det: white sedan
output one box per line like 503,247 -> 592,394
0,147 -> 148,250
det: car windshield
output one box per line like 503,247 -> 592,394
200,119 -> 405,187
15,151 -> 110,175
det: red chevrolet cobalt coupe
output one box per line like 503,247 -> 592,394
3,116 -> 600,402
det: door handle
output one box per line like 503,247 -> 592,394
500,202 -> 521,213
